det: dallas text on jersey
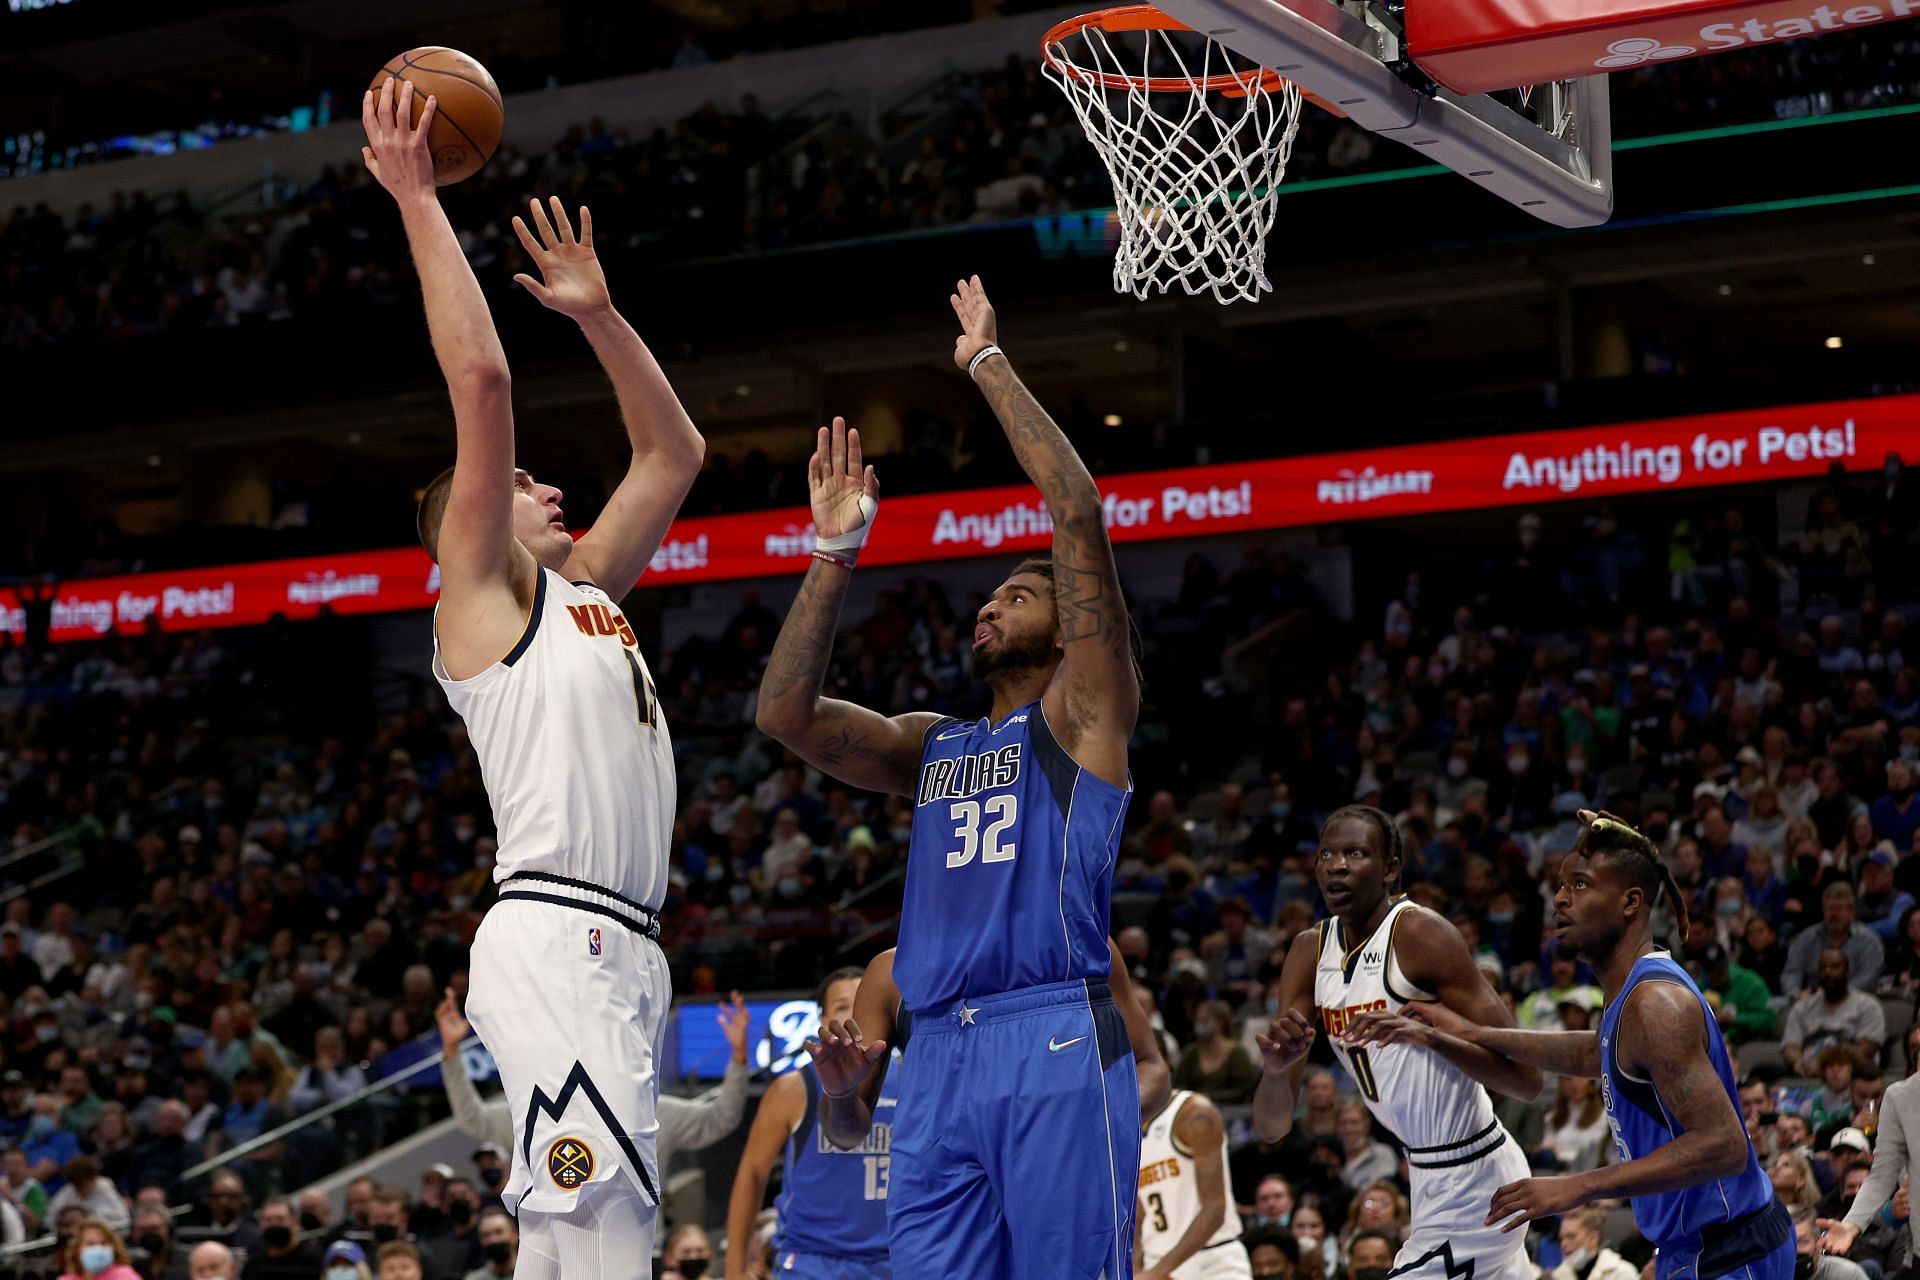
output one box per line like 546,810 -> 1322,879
916,743 -> 1023,806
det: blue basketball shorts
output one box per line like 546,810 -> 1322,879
887,977 -> 1140,1280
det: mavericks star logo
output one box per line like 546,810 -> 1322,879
547,1137 -> 594,1191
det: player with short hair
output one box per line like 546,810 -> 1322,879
758,276 -> 1152,1278
1352,811 -> 1792,1280
361,75 -> 703,1279
1139,1088 -> 1252,1280
1255,805 -> 1543,1280
725,959 -> 902,1280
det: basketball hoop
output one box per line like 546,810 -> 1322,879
1042,5 -> 1303,305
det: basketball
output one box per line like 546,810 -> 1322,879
368,47 -> 503,186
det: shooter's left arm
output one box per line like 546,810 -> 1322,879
510,197 -> 705,593
954,276 -> 1136,786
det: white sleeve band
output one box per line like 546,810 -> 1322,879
967,344 -> 1004,380
816,494 -> 879,554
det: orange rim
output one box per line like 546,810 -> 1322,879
1042,4 -> 1289,96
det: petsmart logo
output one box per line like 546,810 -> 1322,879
1316,467 -> 1434,506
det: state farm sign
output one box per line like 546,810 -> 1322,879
1408,0 -> 1920,94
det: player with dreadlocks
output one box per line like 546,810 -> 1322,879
1253,804 -> 1542,1280
1349,810 -> 1792,1280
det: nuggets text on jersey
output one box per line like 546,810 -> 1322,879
1321,998 -> 1388,1038
566,601 -> 638,647
1138,1156 -> 1183,1187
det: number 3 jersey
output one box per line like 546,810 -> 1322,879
894,700 -> 1130,1011
434,567 -> 674,911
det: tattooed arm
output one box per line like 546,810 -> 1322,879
950,276 -> 1137,788
755,418 -> 937,796
1483,981 -> 1749,1232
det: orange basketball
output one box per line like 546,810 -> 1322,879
369,47 -> 504,186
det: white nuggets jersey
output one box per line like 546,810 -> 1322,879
1140,1092 -> 1249,1280
1316,898 -> 1533,1280
433,568 -> 674,908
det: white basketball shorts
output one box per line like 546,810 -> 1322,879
466,876 -> 670,1220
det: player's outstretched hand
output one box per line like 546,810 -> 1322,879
808,416 -> 878,543
1487,1174 -> 1586,1233
1399,998 -> 1478,1041
717,991 -> 751,1066
435,987 -> 471,1060
805,1016 -> 887,1098
1254,1008 -> 1315,1075
950,274 -> 1000,371
1818,1220 -> 1860,1255
1342,1009 -> 1436,1050
511,196 -> 611,318
361,76 -> 438,204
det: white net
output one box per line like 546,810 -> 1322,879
1043,14 -> 1303,305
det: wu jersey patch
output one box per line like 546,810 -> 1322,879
547,1136 -> 595,1190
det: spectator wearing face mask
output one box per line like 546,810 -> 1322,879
461,1207 -> 516,1280
1173,1001 -> 1261,1105
417,1178 -> 484,1279
24,1094 -> 82,1187
322,1240 -> 372,1280
1345,1229 -> 1397,1280
127,1204 -> 184,1280
1545,1207 -> 1638,1280
662,1223 -> 713,1279
57,1216 -> 142,1280
243,1198 -> 318,1280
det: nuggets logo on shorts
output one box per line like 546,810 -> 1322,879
588,927 -> 602,956
547,1137 -> 595,1190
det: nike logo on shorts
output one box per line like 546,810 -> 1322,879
1049,1035 -> 1088,1053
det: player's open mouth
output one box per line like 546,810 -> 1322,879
973,624 -> 994,649
1552,915 -> 1573,933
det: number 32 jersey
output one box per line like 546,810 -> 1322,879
894,700 -> 1131,1011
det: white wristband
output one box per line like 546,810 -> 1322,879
967,344 -> 1004,380
816,494 -> 879,555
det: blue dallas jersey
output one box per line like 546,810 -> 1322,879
893,701 -> 1131,1011
774,1057 -> 903,1261
1600,952 -> 1777,1253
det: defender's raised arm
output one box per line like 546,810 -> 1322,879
952,276 -> 1137,787
755,418 -> 938,796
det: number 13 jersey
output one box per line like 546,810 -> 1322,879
434,567 -> 675,911
894,701 -> 1131,1011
